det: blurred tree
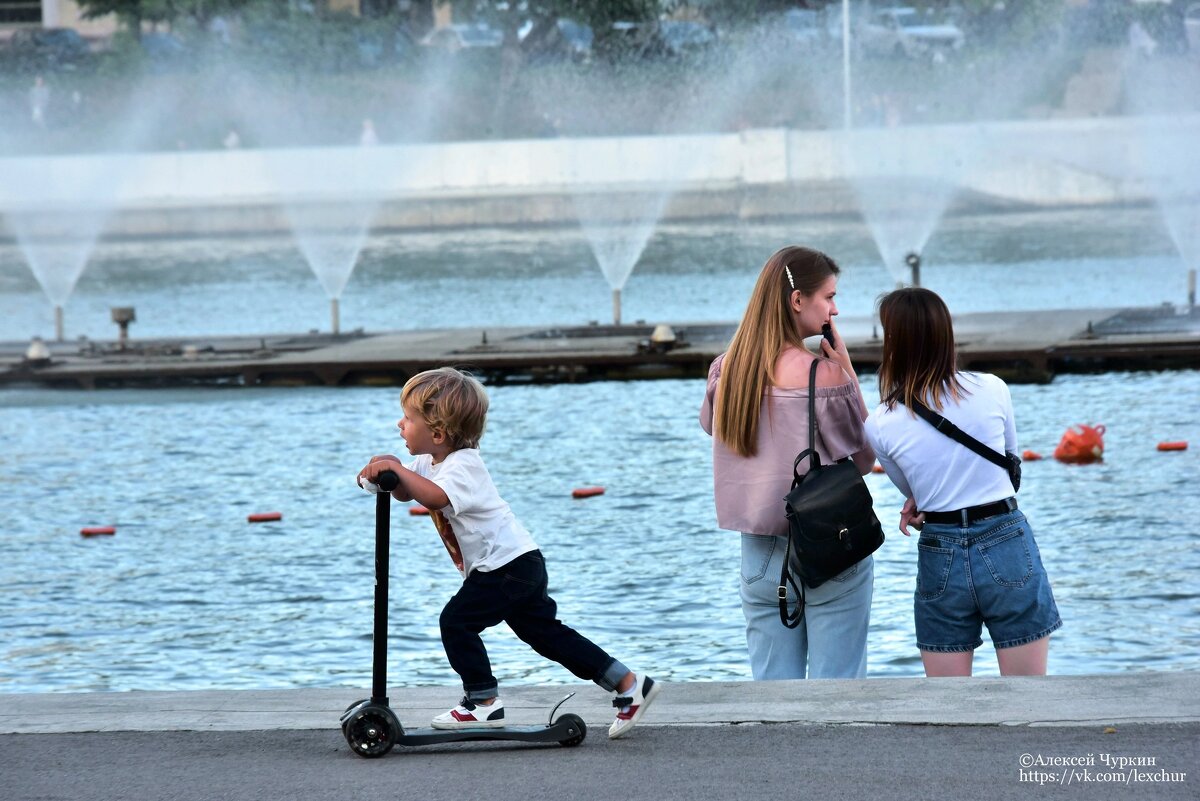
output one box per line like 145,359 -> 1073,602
77,0 -> 256,35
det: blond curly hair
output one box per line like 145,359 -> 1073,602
401,367 -> 489,450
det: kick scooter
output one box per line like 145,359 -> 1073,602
340,469 -> 587,758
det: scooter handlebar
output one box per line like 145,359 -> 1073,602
359,469 -> 401,494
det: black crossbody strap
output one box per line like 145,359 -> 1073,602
908,401 -> 1010,471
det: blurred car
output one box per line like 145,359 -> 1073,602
608,20 -> 653,56
520,17 -> 593,63
139,32 -> 189,71
420,24 -> 503,52
1187,4 -> 1200,53
354,26 -> 416,67
5,27 -> 92,71
606,19 -> 716,59
237,17 -> 412,71
657,20 -> 718,56
555,18 -> 593,59
781,8 -> 824,44
861,6 -> 964,60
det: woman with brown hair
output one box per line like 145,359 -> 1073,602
700,246 -> 876,679
865,287 -> 1061,677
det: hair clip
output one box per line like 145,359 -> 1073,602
785,265 -> 795,290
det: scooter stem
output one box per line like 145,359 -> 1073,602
371,470 -> 400,704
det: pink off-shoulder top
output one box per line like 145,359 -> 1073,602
700,352 -> 874,537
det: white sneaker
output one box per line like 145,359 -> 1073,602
608,675 -> 661,739
430,696 -> 505,729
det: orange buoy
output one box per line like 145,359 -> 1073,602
1022,450 -> 1043,461
572,487 -> 606,499
870,463 -> 886,474
1157,441 -> 1188,452
247,512 -> 282,523
1053,424 -> 1106,464
80,526 -> 116,537
409,506 -> 431,516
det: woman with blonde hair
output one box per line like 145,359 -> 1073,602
700,246 -> 875,679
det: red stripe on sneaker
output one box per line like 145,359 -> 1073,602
451,710 -> 476,722
617,704 -> 639,721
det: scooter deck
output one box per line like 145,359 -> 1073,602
398,720 -> 581,746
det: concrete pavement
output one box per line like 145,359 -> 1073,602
4,721 -> 1196,801
4,672 -> 1198,734
3,674 -> 1197,801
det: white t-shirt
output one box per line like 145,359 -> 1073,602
864,372 -> 1017,513
406,448 -> 538,577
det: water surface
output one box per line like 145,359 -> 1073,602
0,371 -> 1196,693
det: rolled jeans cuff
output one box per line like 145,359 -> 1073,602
464,683 -> 499,701
595,658 -> 629,693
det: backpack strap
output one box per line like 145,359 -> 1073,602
807,358 -> 819,464
791,358 -> 823,488
779,358 -> 821,627
778,534 -> 806,629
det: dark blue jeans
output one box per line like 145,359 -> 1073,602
439,550 -> 627,700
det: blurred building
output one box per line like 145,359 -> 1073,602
0,0 -> 425,38
0,0 -> 116,37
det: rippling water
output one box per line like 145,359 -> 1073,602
1,207 -> 1198,693
0,371 -> 1196,693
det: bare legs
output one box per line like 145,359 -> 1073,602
921,650 -> 974,677
921,636 -> 1051,677
995,637 -> 1050,676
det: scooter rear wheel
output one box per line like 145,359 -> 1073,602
555,713 -> 587,747
343,704 -> 402,758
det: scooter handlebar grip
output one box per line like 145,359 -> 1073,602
375,470 -> 400,493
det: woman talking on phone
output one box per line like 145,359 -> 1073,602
865,287 -> 1062,677
701,246 -> 875,680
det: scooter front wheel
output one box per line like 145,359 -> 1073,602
343,703 -> 402,758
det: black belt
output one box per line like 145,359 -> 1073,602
923,498 -> 1017,527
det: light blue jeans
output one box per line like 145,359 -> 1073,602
740,533 -> 873,679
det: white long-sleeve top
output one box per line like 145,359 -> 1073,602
864,371 -> 1017,512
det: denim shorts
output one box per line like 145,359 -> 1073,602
914,509 -> 1062,653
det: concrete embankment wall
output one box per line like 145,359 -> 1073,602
1,115 -> 1196,238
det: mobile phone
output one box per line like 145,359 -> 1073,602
821,323 -> 835,348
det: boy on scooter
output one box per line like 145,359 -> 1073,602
357,367 -> 660,739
